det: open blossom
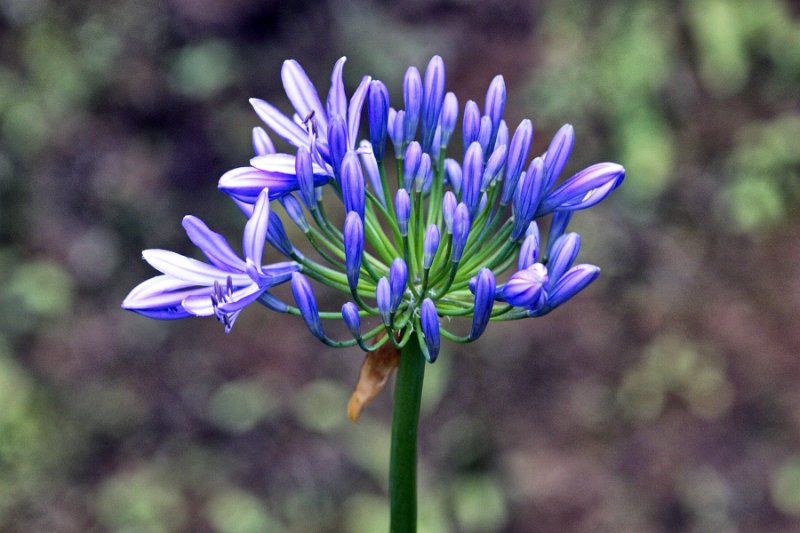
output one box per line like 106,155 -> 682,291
122,189 -> 297,332
218,58 -> 372,203
123,55 -> 624,362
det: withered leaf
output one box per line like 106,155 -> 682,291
347,339 -> 400,422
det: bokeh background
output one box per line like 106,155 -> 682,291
1,0 -> 800,531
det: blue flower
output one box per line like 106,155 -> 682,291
219,58 -> 372,204
291,272 -> 325,340
499,232 -> 600,316
122,189 -> 298,332
125,54 -> 624,359
344,212 -> 364,293
420,298 -> 440,362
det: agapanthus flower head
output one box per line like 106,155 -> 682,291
124,55 -> 624,360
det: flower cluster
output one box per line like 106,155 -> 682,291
123,56 -> 624,362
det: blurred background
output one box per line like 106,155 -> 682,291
1,0 -> 799,531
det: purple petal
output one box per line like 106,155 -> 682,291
444,158 -> 462,194
281,60 -> 328,132
546,264 -> 600,309
122,275 -> 211,319
543,124 -> 574,191
502,263 -> 549,308
180,281 -> 256,317
252,127 -> 276,156
250,153 -> 326,175
347,75 -> 372,149
250,98 -> 308,147
256,261 -> 300,287
358,141 -> 385,206
142,249 -> 250,286
242,189 -> 270,272
216,283 -> 267,314
540,163 -> 625,213
218,167 -> 298,203
233,198 -> 254,217
326,57 -> 347,124
555,178 -> 620,211
182,216 -> 246,272
547,233 -> 581,286
257,291 -> 290,313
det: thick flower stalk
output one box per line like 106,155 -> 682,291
122,55 -> 624,532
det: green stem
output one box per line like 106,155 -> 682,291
389,335 -> 426,533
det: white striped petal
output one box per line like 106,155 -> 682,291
250,153 -> 328,176
281,60 -> 328,133
347,75 -> 372,149
123,275 -> 202,309
326,57 -> 347,124
182,216 -> 246,272
249,98 -> 308,147
142,250 -> 250,285
242,189 -> 270,273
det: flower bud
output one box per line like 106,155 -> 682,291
403,66 -> 422,142
327,114 -> 348,178
358,141 -> 385,207
545,264 -> 600,310
252,127 -> 275,156
545,211 -> 572,260
543,124 -> 575,191
429,126 -> 442,165
512,157 -> 545,240
423,224 -> 440,269
376,277 -> 392,325
518,222 -> 540,270
484,74 -> 506,148
470,268 -> 496,340
502,119 -> 533,205
477,115 -> 493,153
280,194 -> 309,232
444,158 -> 462,194
388,108 -> 405,157
496,119 -> 509,149
389,258 -> 408,311
420,298 -> 440,362
482,144 -> 507,191
540,162 -> 625,214
341,301 -> 361,339
295,145 -> 316,208
344,212 -> 364,292
462,142 -> 484,216
368,80 -> 389,162
442,191 -> 457,234
451,203 -> 471,263
462,100 -> 480,150
439,92 -> 458,148
403,141 -> 422,191
502,263 -> 548,309
396,189 -> 411,236
478,191 -> 488,216
341,151 -> 366,219
421,55 -> 446,152
416,153 -> 432,192
547,233 -> 581,286
291,273 -> 325,340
